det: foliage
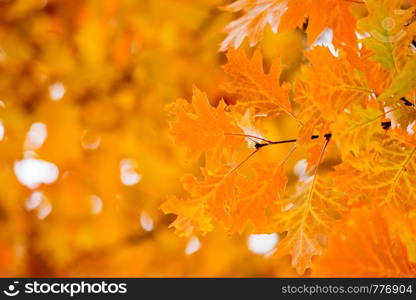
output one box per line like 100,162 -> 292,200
165,0 -> 416,276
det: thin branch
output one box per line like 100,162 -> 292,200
306,134 -> 331,203
227,148 -> 260,176
224,133 -> 272,143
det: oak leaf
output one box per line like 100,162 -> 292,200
162,162 -> 288,236
161,167 -> 237,237
280,0 -> 358,47
220,0 -> 288,51
222,48 -> 292,116
221,0 -> 360,50
357,0 -> 415,72
166,87 -> 244,170
378,58 -> 416,105
230,163 -> 287,233
331,104 -> 384,159
275,175 -> 345,274
164,87 -> 290,235
301,47 -> 372,121
343,46 -> 392,96
389,89 -> 416,129
332,130 -> 416,209
312,205 -> 416,277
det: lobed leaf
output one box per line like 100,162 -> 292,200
275,175 -> 345,274
222,48 -> 292,116
167,87 -> 244,170
312,205 -> 416,277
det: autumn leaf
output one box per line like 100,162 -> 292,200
222,48 -> 292,117
378,58 -> 416,105
162,162 -> 288,236
275,175 -> 345,274
304,137 -> 328,172
161,167 -> 236,237
230,163 -> 287,233
332,129 -> 416,209
164,86 -> 291,235
312,205 -> 416,277
221,0 -> 360,50
220,0 -> 288,51
166,87 -> 244,170
331,104 -> 384,158
165,0 -> 416,277
388,207 -> 416,263
357,0 -> 416,72
293,80 -> 329,145
280,0 -> 359,48
343,45 -> 392,95
389,89 -> 416,129
294,46 -> 376,168
300,47 -> 373,122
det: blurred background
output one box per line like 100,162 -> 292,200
0,0 -> 299,277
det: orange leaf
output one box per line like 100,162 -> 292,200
275,175 -> 345,274
161,167 -> 236,237
280,0 -> 358,47
231,163 -> 287,233
222,48 -> 292,116
167,87 -> 244,170
313,205 -> 416,277
303,47 -> 372,120
162,162 -> 288,236
332,129 -> 416,209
